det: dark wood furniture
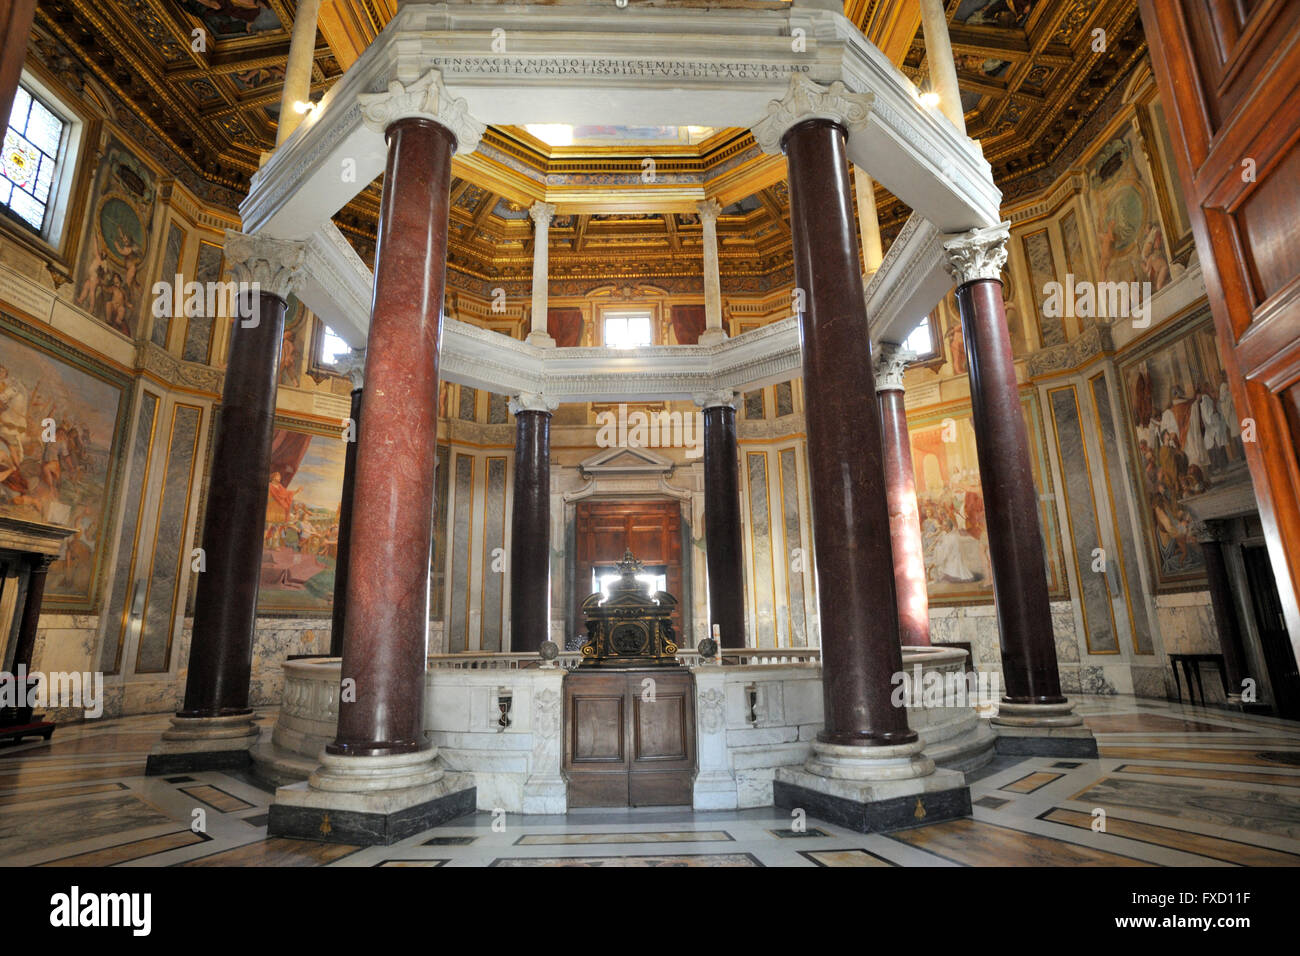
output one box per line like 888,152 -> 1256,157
1168,653 -> 1229,705
1141,0 -> 1300,684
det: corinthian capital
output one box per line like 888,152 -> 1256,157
696,198 -> 722,223
223,230 -> 306,300
692,388 -> 736,410
873,342 -> 915,392
751,75 -> 875,155
358,70 -> 486,154
509,391 -> 559,415
942,222 -> 1010,286
529,201 -> 557,226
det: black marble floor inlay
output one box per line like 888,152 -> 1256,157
1051,761 -> 1083,769
974,796 -> 1011,810
768,827 -> 829,838
421,836 -> 477,846
165,775 -> 196,783
242,813 -> 270,827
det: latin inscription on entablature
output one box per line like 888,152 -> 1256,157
426,56 -> 813,83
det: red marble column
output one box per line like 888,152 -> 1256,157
329,385 -> 362,657
181,288 -> 288,717
0,0 -> 36,132
953,276 -> 1064,704
701,397 -> 746,649
783,118 -> 914,746
875,347 -> 931,648
328,117 -> 454,757
509,402 -> 552,654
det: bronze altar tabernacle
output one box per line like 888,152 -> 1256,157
579,550 -> 680,668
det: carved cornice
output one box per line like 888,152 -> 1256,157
873,343 -> 915,392
1025,323 -> 1114,378
135,341 -> 225,395
942,222 -> 1011,287
357,70 -> 485,154
752,75 -> 875,155
223,231 -> 307,300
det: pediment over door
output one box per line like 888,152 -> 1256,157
578,446 -> 676,478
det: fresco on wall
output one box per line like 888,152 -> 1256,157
0,323 -> 125,605
73,138 -> 157,337
907,398 -> 1067,603
1085,131 -> 1171,292
258,425 -> 345,614
1119,317 -> 1243,588
278,295 -> 308,388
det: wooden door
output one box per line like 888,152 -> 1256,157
573,501 -> 684,633
1141,0 -> 1300,661
563,669 -> 697,808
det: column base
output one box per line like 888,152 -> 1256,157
697,328 -> 729,347
773,740 -> 970,833
521,775 -> 567,815
145,714 -> 261,775
268,747 -> 476,845
525,331 -> 556,348
992,700 -> 1098,757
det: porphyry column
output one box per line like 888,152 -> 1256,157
752,76 -> 969,830
875,344 -> 930,648
147,231 -> 302,775
509,392 -> 557,654
944,223 -> 1096,757
694,389 -> 746,648
329,350 -> 365,658
526,201 -> 557,348
268,70 -> 482,844
697,199 -> 728,346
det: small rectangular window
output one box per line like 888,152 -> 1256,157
603,311 -> 653,349
2,84 -> 68,234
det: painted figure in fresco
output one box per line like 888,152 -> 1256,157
75,235 -> 107,315
945,317 -> 967,375
267,471 -> 296,524
0,364 -> 29,471
1140,223 -> 1171,291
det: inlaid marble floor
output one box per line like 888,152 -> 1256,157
1,696 -> 1298,866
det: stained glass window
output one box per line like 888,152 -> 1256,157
1,84 -> 67,233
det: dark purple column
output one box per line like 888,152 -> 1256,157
782,118 -> 914,746
509,405 -> 552,654
876,377 -> 931,648
954,277 -> 1064,704
10,554 -> 53,672
180,289 -> 287,717
329,386 -> 362,657
1201,534 -> 1248,696
329,117 -> 453,757
702,400 -> 746,649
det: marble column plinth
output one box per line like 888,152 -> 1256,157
783,117 -> 914,746
992,701 -> 1099,757
509,408 -> 552,653
774,741 -> 970,833
702,403 -> 746,648
147,714 -> 261,774
268,748 -> 475,845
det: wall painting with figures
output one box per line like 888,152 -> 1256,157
906,393 -> 1068,604
1119,312 -> 1244,590
71,137 -> 157,338
0,316 -> 128,609
257,419 -> 347,615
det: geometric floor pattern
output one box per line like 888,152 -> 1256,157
2,695 -> 1298,866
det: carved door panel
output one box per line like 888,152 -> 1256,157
1142,0 -> 1300,658
574,501 -> 684,634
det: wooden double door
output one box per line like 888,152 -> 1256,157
562,668 -> 696,808
1142,0 -> 1300,667
573,501 -> 685,636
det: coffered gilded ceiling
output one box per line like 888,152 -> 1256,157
32,0 -> 1144,288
